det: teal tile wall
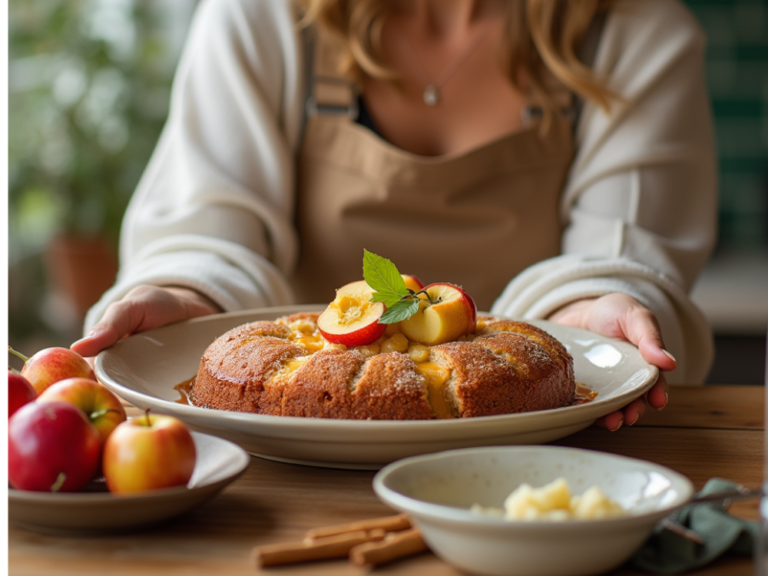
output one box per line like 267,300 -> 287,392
683,0 -> 768,251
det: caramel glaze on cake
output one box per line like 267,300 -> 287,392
191,312 -> 575,420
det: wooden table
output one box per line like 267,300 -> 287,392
9,385 -> 764,576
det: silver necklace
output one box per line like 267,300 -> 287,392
399,29 -> 491,106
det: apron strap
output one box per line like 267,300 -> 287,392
304,27 -> 359,119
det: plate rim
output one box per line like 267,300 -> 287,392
94,306 -> 659,437
8,431 -> 250,504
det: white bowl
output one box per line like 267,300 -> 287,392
373,446 -> 693,576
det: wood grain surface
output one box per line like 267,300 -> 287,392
9,385 -> 765,576
636,384 -> 764,430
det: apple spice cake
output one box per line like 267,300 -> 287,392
190,312 -> 575,420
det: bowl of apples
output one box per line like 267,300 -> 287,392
8,346 -> 250,535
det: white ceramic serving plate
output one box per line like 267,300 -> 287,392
373,446 -> 694,576
8,432 -> 250,536
95,305 -> 657,470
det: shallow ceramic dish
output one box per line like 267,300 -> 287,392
8,432 -> 249,536
95,305 -> 658,470
373,446 -> 694,576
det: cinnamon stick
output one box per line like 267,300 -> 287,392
305,513 -> 412,540
253,529 -> 386,568
349,528 -> 428,569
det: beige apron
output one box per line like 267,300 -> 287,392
291,32 -> 574,312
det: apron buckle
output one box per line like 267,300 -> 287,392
307,75 -> 359,119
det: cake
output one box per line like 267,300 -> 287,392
190,312 -> 575,420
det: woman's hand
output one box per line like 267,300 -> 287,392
70,285 -> 222,358
547,293 -> 675,431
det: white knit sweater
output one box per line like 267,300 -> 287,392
86,0 -> 717,383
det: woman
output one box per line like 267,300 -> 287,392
72,0 -> 717,431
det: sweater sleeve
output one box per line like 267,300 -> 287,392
491,0 -> 718,384
84,0 -> 304,331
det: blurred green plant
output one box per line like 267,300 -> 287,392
9,0 -> 183,260
9,0 -> 192,343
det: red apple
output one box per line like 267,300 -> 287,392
103,413 -> 197,494
317,280 -> 387,347
9,401 -> 101,492
400,283 -> 477,345
9,370 -> 37,418
38,378 -> 127,444
9,346 -> 96,395
463,290 -> 478,333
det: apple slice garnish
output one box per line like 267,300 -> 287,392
317,280 -> 387,347
402,274 -> 424,292
400,283 -> 477,346
463,290 -> 478,333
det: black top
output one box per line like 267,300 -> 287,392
355,95 -> 381,136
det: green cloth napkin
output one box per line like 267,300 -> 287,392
629,478 -> 759,574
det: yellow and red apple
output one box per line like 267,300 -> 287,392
103,413 -> 197,494
402,274 -> 424,293
317,280 -> 387,347
9,346 -> 96,395
38,378 -> 127,444
400,283 -> 477,345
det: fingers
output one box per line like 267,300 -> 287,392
70,301 -> 145,358
595,374 -> 667,432
595,397 -> 646,431
646,373 -> 669,410
71,326 -> 120,358
595,397 -> 647,432
619,305 -> 677,373
623,397 -> 646,426
71,296 -> 151,357
70,285 -> 211,358
595,410 -> 624,431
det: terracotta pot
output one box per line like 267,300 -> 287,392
44,234 -> 119,320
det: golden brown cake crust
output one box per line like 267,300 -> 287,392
191,313 -> 575,420
193,322 -> 302,414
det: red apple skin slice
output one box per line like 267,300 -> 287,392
318,312 -> 386,347
463,291 -> 478,333
317,281 -> 387,347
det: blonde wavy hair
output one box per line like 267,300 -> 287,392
297,0 -> 617,128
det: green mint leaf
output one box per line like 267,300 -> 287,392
370,291 -> 402,308
380,299 -> 420,324
363,250 -> 409,304
362,250 -> 423,323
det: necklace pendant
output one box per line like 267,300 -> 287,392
423,84 -> 439,106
